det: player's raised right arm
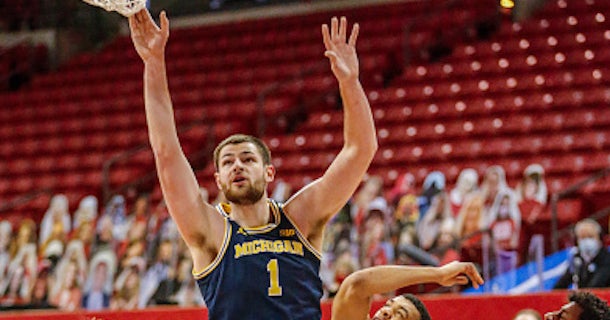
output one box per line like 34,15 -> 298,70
332,262 -> 484,320
128,10 -> 220,255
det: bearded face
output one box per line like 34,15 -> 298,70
220,171 -> 267,205
215,142 -> 274,206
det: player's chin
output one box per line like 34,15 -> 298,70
226,189 -> 253,203
230,183 -> 250,193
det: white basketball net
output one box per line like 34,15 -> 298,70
82,0 -> 146,17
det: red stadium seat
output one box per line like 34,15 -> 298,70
449,140 -> 483,159
479,138 -> 513,158
301,111 -> 343,131
582,152 -> 610,172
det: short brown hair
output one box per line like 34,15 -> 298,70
213,134 -> 271,171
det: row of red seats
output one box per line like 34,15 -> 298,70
404,56 -> 610,85
452,30 -> 610,60
3,96 -> 607,160
14,66 -> 608,121
266,121 -> 610,153
301,98 -> 609,132
2,127 -> 610,199
496,11 -> 610,38
1,0 -> 609,219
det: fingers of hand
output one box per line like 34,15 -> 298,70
455,276 -> 468,285
160,11 -> 169,36
131,13 -> 144,36
129,16 -> 145,43
135,10 -> 150,33
477,272 -> 484,285
128,15 -> 136,33
348,23 -> 359,47
331,17 -> 339,40
135,9 -> 145,24
325,17 -> 357,47
339,16 -> 347,43
465,264 -> 484,287
471,265 -> 485,285
145,9 -> 155,24
464,274 -> 480,289
324,51 -> 338,63
322,24 -> 331,50
134,8 -> 159,32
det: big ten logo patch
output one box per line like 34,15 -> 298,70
279,229 -> 295,237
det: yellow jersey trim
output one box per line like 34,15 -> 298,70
215,200 -> 280,234
192,218 -> 231,280
217,203 -> 231,218
279,203 -> 322,260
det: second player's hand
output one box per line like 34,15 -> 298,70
437,261 -> 484,289
322,16 -> 360,83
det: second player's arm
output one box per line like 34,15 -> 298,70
332,262 -> 484,320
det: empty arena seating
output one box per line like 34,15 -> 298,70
0,1 -> 429,217
2,3 -> 610,317
0,0 -> 609,226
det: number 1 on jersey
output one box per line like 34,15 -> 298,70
267,259 -> 283,296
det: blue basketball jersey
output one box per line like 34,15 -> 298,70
194,200 -> 322,320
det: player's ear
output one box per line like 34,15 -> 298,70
265,165 -> 276,183
214,172 -> 222,190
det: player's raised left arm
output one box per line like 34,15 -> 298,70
285,17 -> 377,242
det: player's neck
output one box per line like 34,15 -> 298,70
229,197 -> 273,228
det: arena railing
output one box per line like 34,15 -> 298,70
550,166 -> 610,252
0,188 -> 53,222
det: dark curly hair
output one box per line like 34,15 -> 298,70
568,291 -> 610,320
402,293 -> 431,320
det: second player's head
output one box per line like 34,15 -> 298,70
543,291 -> 609,320
214,134 -> 275,205
371,293 -> 431,320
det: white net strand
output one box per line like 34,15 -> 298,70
81,0 -> 147,17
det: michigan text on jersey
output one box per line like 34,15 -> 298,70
234,240 -> 304,259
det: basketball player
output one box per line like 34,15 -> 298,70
129,9 -> 377,320
331,261 -> 484,320
544,291 -> 609,320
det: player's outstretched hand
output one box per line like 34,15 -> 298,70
437,261 -> 484,289
129,9 -> 169,63
322,16 -> 359,83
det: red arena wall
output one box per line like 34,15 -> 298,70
1,290 -> 608,320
